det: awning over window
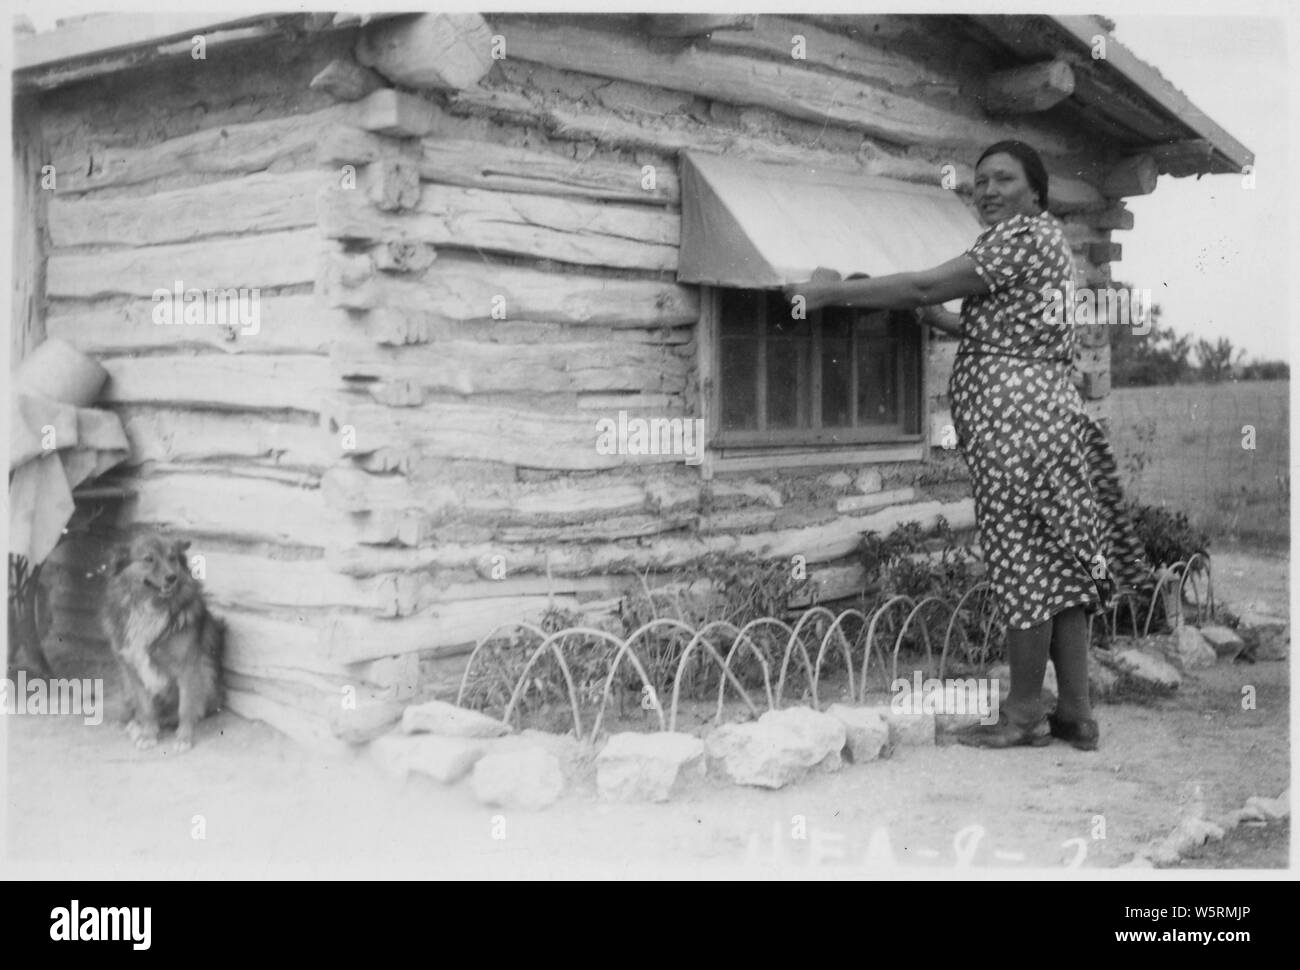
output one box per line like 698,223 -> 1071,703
677,151 -> 983,289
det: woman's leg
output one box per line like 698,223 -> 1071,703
1002,618 -> 1052,725
957,615 -> 1053,747
1049,605 -> 1092,723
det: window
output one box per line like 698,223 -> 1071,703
712,288 -> 923,448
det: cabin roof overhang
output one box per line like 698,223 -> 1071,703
963,14 -> 1253,176
14,12 -> 1252,178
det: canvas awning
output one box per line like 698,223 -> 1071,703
677,151 -> 983,289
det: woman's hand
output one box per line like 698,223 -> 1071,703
783,266 -> 847,311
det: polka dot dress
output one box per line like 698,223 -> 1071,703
950,211 -> 1151,631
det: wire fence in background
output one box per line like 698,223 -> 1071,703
1107,379 -> 1289,547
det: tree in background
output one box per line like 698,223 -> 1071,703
1108,289 -> 1194,386
1107,281 -> 1286,385
1194,337 -> 1244,382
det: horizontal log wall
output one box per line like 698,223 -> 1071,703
31,14 -> 1132,748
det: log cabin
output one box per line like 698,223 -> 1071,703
11,12 -> 1252,752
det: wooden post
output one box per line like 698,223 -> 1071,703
984,59 -> 1075,113
1103,154 -> 1158,197
12,94 -> 48,364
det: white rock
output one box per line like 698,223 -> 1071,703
863,704 -> 936,749
1244,790 -> 1290,820
1174,626 -> 1217,669
1197,625 -> 1245,659
401,699 -> 510,738
758,707 -> 846,771
825,704 -> 889,763
820,471 -> 852,490
1101,648 -> 1182,694
369,734 -> 486,783
1237,612 -> 1289,661
854,469 -> 883,494
596,732 -> 705,802
705,707 -> 845,788
1166,817 -> 1225,855
472,747 -> 565,810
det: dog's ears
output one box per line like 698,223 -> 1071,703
108,543 -> 132,576
173,539 -> 192,567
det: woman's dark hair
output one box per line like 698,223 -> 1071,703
977,140 -> 1049,210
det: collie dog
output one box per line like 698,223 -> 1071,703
102,533 -> 224,751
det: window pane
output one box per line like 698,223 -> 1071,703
721,336 -> 758,431
766,335 -> 810,429
720,289 -> 763,337
856,337 -> 899,425
822,310 -> 852,428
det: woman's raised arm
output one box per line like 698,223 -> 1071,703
784,255 -> 988,313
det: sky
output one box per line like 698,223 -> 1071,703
1107,15 -> 1289,364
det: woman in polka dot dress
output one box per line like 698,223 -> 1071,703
787,140 -> 1151,751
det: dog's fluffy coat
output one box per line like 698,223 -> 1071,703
102,533 -> 224,750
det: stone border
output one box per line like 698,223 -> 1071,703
1123,788 -> 1290,868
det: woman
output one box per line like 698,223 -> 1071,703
786,140 -> 1150,750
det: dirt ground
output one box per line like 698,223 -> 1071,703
3,544 -> 1290,878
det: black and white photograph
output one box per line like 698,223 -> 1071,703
3,0 -> 1292,892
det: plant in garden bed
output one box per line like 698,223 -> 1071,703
1109,501 -> 1215,637
857,516 -> 1000,679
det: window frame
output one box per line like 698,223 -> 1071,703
697,286 -> 930,473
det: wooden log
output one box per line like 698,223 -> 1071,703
224,688 -> 357,757
197,551 -> 379,613
1103,154 -> 1158,198
365,158 -> 422,211
984,59 -> 1074,114
356,14 -> 495,91
1086,204 -> 1134,231
1087,241 -> 1122,265
310,58 -> 386,101
354,88 -> 444,137
417,137 -> 679,205
834,487 -> 917,515
361,254 -> 698,327
1148,139 -> 1217,178
117,407 -> 331,469
317,182 -> 679,271
1047,171 -> 1106,214
324,595 -> 581,664
324,397 -> 686,471
706,15 -> 950,88
370,241 -> 437,273
644,14 -> 755,36
331,339 -> 689,396
48,171 -> 321,248
49,105 -> 352,196
491,16 -> 1080,155
101,355 -> 332,412
495,513 -> 696,544
47,229 -> 321,299
225,671 -> 403,744
129,472 -> 335,547
46,295 -> 349,356
326,498 -> 977,579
